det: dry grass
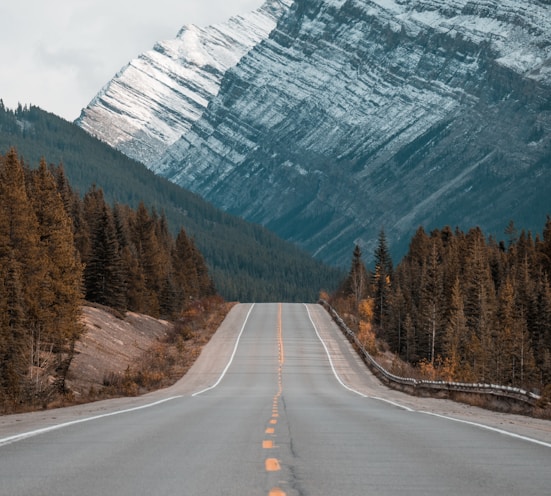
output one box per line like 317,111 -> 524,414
1,297 -> 234,414
99,297 -> 234,397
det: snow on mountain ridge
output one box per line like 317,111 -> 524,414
76,0 -> 292,166
76,0 -> 551,266
152,0 -> 551,265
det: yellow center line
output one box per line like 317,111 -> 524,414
265,304 -> 286,496
265,458 -> 281,471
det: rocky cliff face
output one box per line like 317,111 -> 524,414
80,0 -> 551,267
76,0 -> 292,166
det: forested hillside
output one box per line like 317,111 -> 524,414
334,222 -> 551,394
0,103 -> 342,301
0,149 -> 218,408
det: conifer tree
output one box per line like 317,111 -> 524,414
339,244 -> 370,315
419,237 -> 444,364
540,215 -> 551,277
132,202 -> 163,316
28,159 -> 84,391
0,254 -> 26,402
443,277 -> 469,381
113,203 -> 146,312
85,202 -> 126,311
534,277 -> 551,384
0,150 -> 45,392
462,228 -> 496,381
373,229 -> 393,334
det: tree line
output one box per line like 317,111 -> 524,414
334,221 -> 551,393
0,148 -> 215,407
0,103 -> 343,302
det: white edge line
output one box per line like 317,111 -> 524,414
304,303 -> 367,398
310,306 -> 549,443
192,303 -> 255,397
420,410 -> 551,449
1,302 -> 256,446
371,396 -> 414,412
0,396 -> 182,447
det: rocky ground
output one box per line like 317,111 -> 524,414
65,305 -> 173,399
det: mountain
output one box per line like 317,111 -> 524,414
76,0 -> 293,166
79,0 -> 551,267
0,104 -> 343,301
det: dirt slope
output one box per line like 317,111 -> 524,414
65,306 -> 173,397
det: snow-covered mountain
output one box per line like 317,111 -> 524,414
76,0 -> 292,165
79,0 -> 551,267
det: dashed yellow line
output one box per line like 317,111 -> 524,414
265,458 -> 281,471
265,304 -> 286,496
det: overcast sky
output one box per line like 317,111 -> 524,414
0,0 -> 264,121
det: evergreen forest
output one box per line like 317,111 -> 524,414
334,223 -> 551,394
0,102 -> 343,302
0,148 -> 215,406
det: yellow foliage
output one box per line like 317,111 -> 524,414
356,298 -> 377,355
438,356 -> 458,382
358,298 -> 374,321
358,320 -> 377,356
418,358 -> 437,381
319,290 -> 330,302
418,355 -> 462,382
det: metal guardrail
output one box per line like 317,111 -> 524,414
319,300 -> 541,407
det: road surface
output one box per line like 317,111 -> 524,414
0,303 -> 550,495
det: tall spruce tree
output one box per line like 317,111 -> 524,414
462,228 -> 496,381
443,277 -> 470,381
0,150 -> 45,394
28,159 -> 84,392
373,229 -> 393,335
85,202 -> 126,311
0,254 -> 26,402
419,237 -> 444,364
340,244 -> 370,315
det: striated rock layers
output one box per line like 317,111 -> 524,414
81,0 -> 551,266
76,0 -> 293,166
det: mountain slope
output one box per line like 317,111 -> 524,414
0,104 -> 342,301
76,0 -> 551,266
76,0 -> 292,166
145,0 -> 551,266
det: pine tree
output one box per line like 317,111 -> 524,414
373,229 -> 393,335
85,202 -> 126,311
28,159 -> 84,392
462,228 -> 496,381
386,282 -> 407,355
534,277 -> 551,384
443,277 -> 469,381
113,204 -> 146,313
0,150 -> 45,395
132,203 -> 162,316
339,244 -> 370,315
494,276 -> 517,384
419,237 -> 444,364
0,254 -> 26,402
540,215 -> 551,277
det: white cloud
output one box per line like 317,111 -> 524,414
0,0 -> 264,121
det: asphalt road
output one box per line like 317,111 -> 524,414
1,303 -> 550,495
